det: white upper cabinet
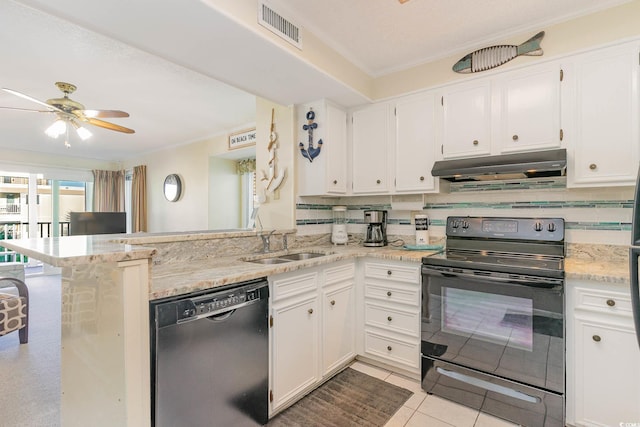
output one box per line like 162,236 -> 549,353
441,63 -> 562,159
498,63 -> 562,153
441,80 -> 492,159
296,100 -> 348,196
351,103 -> 393,194
564,41 -> 640,187
394,92 -> 439,193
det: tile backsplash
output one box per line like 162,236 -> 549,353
296,185 -> 635,245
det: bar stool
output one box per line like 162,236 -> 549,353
0,277 -> 29,344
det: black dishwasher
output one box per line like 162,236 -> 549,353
150,278 -> 269,427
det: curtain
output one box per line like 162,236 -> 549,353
131,165 -> 147,232
236,158 -> 256,174
92,169 -> 125,212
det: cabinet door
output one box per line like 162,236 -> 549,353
352,104 -> 391,193
499,64 -> 561,153
325,103 -> 348,194
271,295 -> 319,411
442,81 -> 492,159
395,93 -> 438,192
567,43 -> 640,186
574,318 -> 640,425
322,283 -> 355,375
297,100 -> 347,196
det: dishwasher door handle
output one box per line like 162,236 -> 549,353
205,309 -> 236,322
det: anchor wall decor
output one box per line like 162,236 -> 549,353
261,108 -> 286,195
299,109 -> 322,162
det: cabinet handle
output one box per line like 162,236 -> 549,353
606,299 -> 616,307
419,176 -> 425,181
512,134 -> 519,141
387,270 -> 392,276
308,308 -> 314,314
387,291 -> 392,297
473,140 -> 479,145
387,346 -> 393,351
333,180 -> 338,185
589,163 -> 597,170
592,335 -> 601,342
330,300 -> 336,306
376,179 -> 381,184
387,316 -> 393,322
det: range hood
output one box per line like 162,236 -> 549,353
431,148 -> 566,182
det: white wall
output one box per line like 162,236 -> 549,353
208,156 -> 241,229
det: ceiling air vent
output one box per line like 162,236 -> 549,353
258,1 -> 302,49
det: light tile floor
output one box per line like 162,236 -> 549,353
349,361 -> 519,427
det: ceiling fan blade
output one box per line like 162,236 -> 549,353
0,106 -> 53,113
76,109 -> 130,118
85,117 -> 135,134
1,87 -> 64,113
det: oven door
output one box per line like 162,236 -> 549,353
421,265 -> 564,393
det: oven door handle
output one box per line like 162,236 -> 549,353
422,267 -> 560,287
436,367 -> 541,404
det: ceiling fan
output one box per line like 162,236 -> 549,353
0,81 -> 134,147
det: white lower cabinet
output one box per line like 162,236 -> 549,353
567,280 -> 640,426
269,261 -> 355,415
359,259 -> 421,376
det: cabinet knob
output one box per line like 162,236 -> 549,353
606,299 -> 616,307
387,346 -> 393,351
387,291 -> 392,297
333,180 -> 338,185
512,134 -> 519,141
308,308 -> 314,314
376,179 -> 381,184
387,316 -> 393,322
330,300 -> 336,306
419,176 -> 425,181
592,335 -> 601,342
387,270 -> 392,276
473,140 -> 479,146
589,163 -> 597,170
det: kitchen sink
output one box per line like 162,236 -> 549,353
277,252 -> 327,261
245,257 -> 291,265
242,251 -> 332,265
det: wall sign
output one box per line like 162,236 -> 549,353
228,128 -> 257,150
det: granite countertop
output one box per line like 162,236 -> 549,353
0,235 -> 156,267
150,245 -> 438,300
150,244 -> 632,300
1,233 -> 631,300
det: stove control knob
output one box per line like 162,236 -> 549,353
534,222 -> 543,232
461,220 -> 470,229
547,223 -> 556,232
451,220 -> 459,229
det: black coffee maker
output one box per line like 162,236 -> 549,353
363,210 -> 387,247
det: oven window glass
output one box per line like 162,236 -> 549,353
442,287 -> 533,351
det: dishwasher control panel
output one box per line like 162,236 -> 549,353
177,286 -> 263,322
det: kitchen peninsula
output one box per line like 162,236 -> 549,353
1,231 -> 630,427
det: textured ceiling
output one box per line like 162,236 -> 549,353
0,0 -> 632,162
269,0 -> 632,76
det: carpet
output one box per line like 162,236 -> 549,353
267,367 -> 413,427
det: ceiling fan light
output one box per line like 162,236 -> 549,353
72,121 -> 92,140
45,118 -> 66,138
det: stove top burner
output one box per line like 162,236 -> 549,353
422,217 -> 566,279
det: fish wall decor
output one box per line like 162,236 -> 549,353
453,31 -> 545,74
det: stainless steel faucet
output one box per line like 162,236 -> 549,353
260,230 -> 276,253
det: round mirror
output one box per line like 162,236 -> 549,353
163,174 -> 182,202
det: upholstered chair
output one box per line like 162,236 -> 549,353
0,277 -> 29,344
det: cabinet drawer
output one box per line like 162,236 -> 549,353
364,330 -> 419,370
364,282 -> 420,307
574,287 -> 632,316
325,263 -> 355,286
364,262 -> 419,284
364,302 -> 419,337
271,272 -> 318,302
